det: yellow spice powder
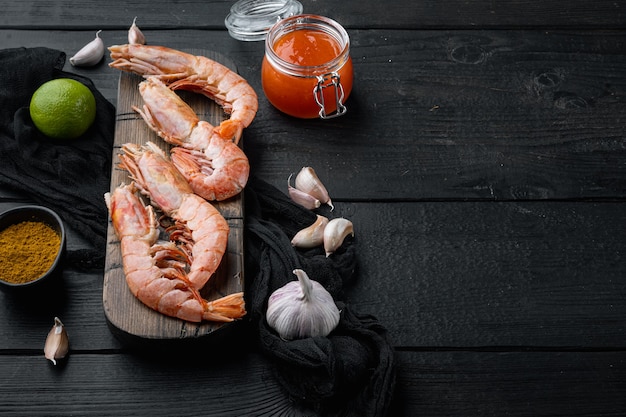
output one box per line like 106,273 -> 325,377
0,221 -> 61,284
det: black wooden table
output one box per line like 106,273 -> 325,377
1,1 -> 625,416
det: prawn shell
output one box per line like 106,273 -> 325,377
109,148 -> 242,322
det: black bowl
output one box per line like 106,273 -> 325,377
0,205 -> 66,289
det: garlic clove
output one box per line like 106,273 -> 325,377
323,217 -> 354,257
294,167 -> 334,211
266,269 -> 340,340
44,317 -> 69,365
288,173 -> 321,210
70,30 -> 105,67
291,215 -> 329,248
128,17 -> 146,45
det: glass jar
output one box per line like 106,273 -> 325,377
262,14 -> 353,119
225,0 -> 303,42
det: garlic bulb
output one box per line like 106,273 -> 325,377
266,269 -> 340,340
288,173 -> 321,210
44,317 -> 69,365
294,167 -> 334,211
323,217 -> 354,257
128,17 -> 146,45
69,30 -> 105,67
291,215 -> 329,248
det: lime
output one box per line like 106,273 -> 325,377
29,78 -> 97,140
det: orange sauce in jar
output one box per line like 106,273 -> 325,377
262,15 -> 353,119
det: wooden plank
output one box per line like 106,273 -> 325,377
342,201 -> 626,347
0,351 -> 624,416
1,201 -> 624,350
0,352 -> 300,417
389,350 -> 626,417
2,0 -> 625,29
3,29 -> 625,200
102,51 -> 245,345
244,29 -> 626,201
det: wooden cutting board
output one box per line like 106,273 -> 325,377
103,51 -> 245,346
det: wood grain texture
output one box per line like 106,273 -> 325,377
103,52 -> 245,344
342,201 -> 626,347
0,351 -> 624,417
390,350 -> 626,417
1,4 -> 626,415
1,201 -> 623,351
1,0 -> 625,29
3,29 -> 624,201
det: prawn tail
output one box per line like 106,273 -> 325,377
214,119 -> 243,145
203,292 -> 246,322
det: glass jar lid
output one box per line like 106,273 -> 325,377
225,0 -> 303,41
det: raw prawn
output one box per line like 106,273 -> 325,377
109,44 -> 258,144
133,76 -> 249,201
105,143 -> 245,322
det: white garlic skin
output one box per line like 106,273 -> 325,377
294,167 -> 334,211
323,217 -> 354,257
266,269 -> 340,340
70,30 -> 104,67
128,17 -> 146,45
44,317 -> 69,365
291,215 -> 329,248
288,173 -> 321,210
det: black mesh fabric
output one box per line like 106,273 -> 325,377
0,47 -> 115,268
245,176 -> 396,417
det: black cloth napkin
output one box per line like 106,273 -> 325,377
0,47 -> 115,268
244,176 -> 396,417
